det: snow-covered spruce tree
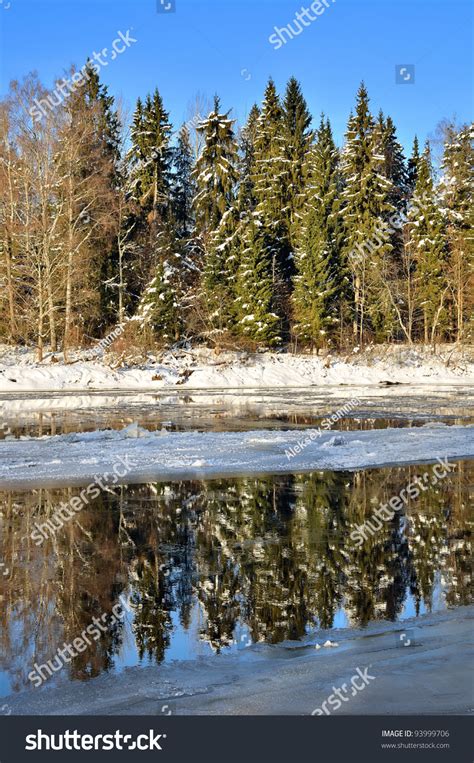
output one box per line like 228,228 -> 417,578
135,226 -> 183,344
125,89 -> 175,313
407,142 -> 448,343
372,111 -> 410,333
292,117 -> 347,347
251,78 -> 292,281
378,112 -> 408,213
407,135 -> 421,198
190,96 -> 240,337
201,206 -> 243,336
171,125 -> 195,238
282,76 -> 313,247
192,95 -> 239,240
235,218 -> 282,347
341,83 -> 396,343
128,89 -> 173,223
237,104 -> 260,215
439,123 -> 474,341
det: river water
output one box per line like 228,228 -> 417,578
0,387 -> 472,698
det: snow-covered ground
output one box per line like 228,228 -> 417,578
1,422 -> 472,488
0,344 -> 472,392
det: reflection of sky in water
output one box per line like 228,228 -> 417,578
0,672 -> 12,698
332,606 -> 350,630
400,574 -> 445,621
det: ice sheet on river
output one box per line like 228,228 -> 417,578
0,423 -> 472,488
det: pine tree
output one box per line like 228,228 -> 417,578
172,125 -> 195,238
192,95 -> 239,239
407,142 -> 448,343
282,76 -> 313,244
439,123 -> 474,341
293,117 -> 347,346
235,218 -> 281,346
341,83 -> 396,342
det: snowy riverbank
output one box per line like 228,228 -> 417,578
0,344 -> 472,393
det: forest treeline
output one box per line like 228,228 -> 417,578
0,69 -> 472,359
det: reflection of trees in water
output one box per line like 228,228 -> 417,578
54,489 -> 123,680
0,487 -> 125,689
0,464 -> 471,687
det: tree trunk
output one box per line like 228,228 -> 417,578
63,179 -> 74,363
37,265 -> 44,362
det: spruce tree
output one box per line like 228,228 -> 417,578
128,88 -> 173,223
282,76 -> 313,244
136,226 -> 183,344
68,63 -> 122,329
341,83 -> 396,342
235,218 -> 281,346
126,89 -> 175,311
379,112 -> 408,212
251,78 -> 292,280
407,136 -> 421,197
192,95 -> 239,239
237,104 -> 260,214
439,123 -> 474,341
376,111 -> 409,327
172,125 -> 195,238
407,142 -> 448,343
293,117 -> 346,347
202,206 -> 242,334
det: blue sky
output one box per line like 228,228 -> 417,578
0,0 -> 472,153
